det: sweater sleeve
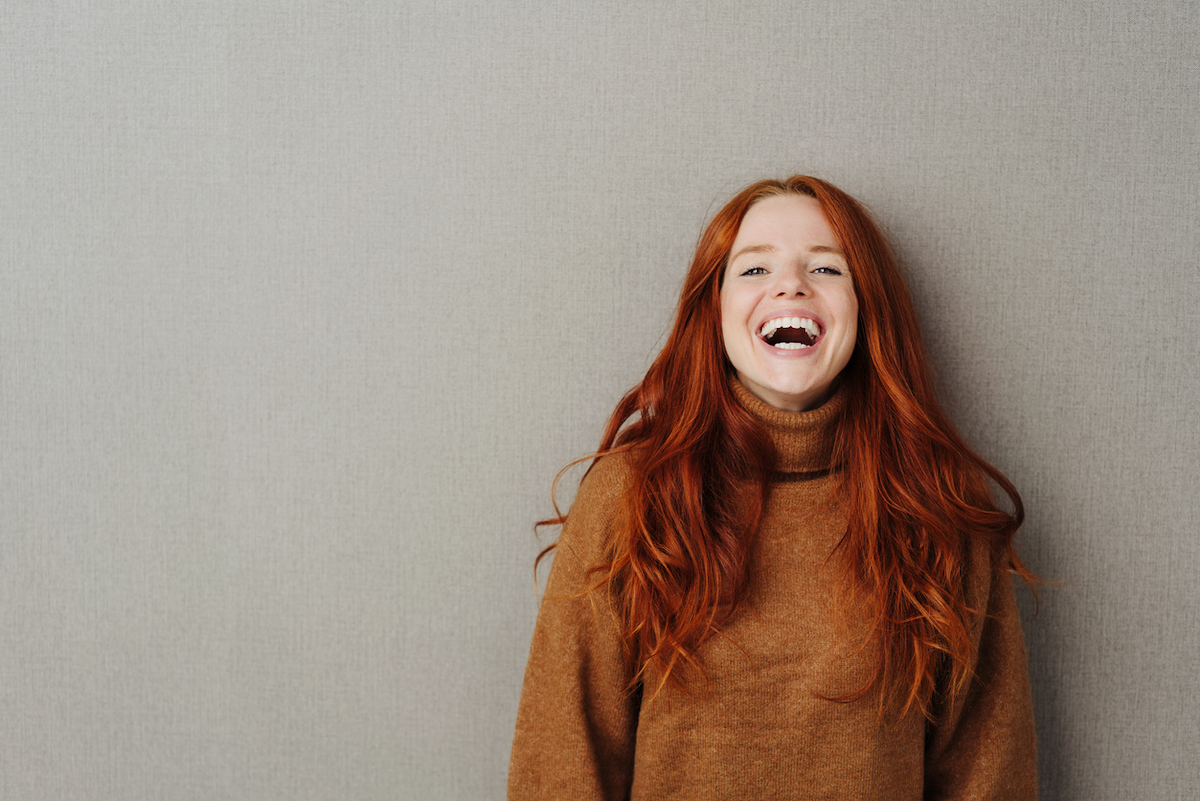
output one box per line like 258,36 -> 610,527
507,457 -> 640,801
923,544 -> 1038,800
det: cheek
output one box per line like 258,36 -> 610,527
720,282 -> 756,324
840,294 -> 859,348
718,291 -> 740,343
718,297 -> 756,371
840,311 -> 859,363
719,313 -> 740,360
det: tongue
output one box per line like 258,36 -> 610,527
769,327 -> 816,346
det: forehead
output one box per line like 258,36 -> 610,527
729,193 -> 840,254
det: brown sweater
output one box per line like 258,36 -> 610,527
509,383 -> 1037,800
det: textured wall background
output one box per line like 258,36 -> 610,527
2,1 -> 1197,799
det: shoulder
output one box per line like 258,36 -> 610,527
556,451 -> 636,568
964,530 -> 996,587
575,451 -> 636,508
959,529 -> 1020,637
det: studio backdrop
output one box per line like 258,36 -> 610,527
2,1 -> 1197,799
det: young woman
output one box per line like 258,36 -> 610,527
508,176 -> 1038,800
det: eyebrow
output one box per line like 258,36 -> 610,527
728,243 -> 845,262
728,244 -> 776,262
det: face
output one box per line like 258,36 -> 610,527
719,193 -> 858,412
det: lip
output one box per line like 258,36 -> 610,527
754,308 -> 827,352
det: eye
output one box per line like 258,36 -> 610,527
739,265 -> 768,276
812,265 -> 844,276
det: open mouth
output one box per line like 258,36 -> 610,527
758,316 -> 822,350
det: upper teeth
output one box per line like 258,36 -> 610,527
759,316 -> 821,339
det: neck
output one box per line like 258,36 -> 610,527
730,377 -> 845,474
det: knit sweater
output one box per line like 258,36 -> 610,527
508,382 -> 1037,800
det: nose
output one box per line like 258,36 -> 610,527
773,266 -> 810,297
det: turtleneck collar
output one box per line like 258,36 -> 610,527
730,377 -> 847,475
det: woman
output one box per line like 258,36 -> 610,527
508,176 -> 1037,800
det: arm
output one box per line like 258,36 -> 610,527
508,458 -> 640,801
924,545 -> 1038,801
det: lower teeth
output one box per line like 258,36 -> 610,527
773,342 -> 810,350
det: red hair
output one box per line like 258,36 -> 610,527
540,176 -> 1034,720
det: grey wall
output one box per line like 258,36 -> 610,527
3,1 -> 1197,799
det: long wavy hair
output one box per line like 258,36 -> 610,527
540,175 -> 1034,720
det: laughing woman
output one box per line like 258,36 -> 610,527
508,176 -> 1038,800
